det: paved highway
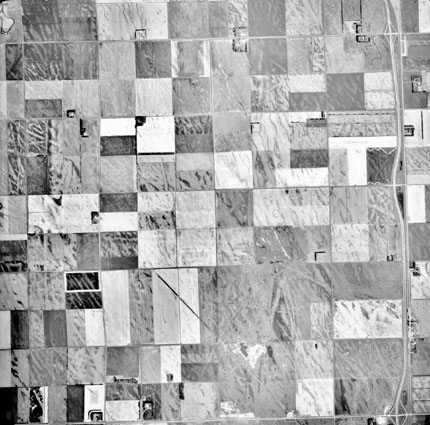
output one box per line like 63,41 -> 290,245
383,0 -> 412,423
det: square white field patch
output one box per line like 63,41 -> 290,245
296,378 -> 334,416
25,81 -> 63,100
28,194 -> 99,234
85,310 -> 105,347
408,185 -> 426,223
364,72 -> 394,92
100,118 -> 136,137
331,223 -> 370,262
411,261 -> 430,300
347,148 -> 367,186
181,382 -> 218,420
136,78 -> 172,116
288,74 -> 326,93
404,109 -> 430,147
364,72 -> 395,110
177,229 -> 216,267
0,311 -> 10,349
0,350 -> 11,386
137,116 -> 175,154
365,91 -> 395,110
62,194 -> 99,233
178,268 -> 200,344
419,0 -> 430,32
160,345 -> 181,383
0,81 -> 6,118
99,212 -> 139,232
105,400 -> 139,421
276,167 -> 329,188
333,299 -> 402,339
215,151 -> 253,189
84,384 -> 105,422
176,191 -> 215,229
171,40 -> 210,78
138,230 -> 177,269
96,2 -> 168,40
